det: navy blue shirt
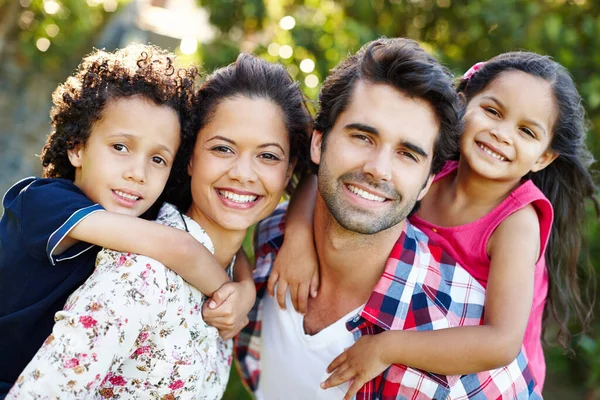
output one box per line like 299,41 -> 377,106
0,177 -> 103,395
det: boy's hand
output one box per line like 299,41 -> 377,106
202,281 -> 256,340
267,239 -> 319,314
321,334 -> 390,400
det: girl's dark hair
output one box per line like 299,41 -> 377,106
41,43 -> 198,194
315,37 -> 463,176
458,52 -> 599,347
166,53 -> 312,212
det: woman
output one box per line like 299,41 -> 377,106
8,53 -> 311,399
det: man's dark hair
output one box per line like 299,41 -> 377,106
314,37 -> 462,175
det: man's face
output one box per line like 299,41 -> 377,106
311,81 -> 438,234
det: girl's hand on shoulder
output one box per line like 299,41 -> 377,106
321,333 -> 391,400
202,281 -> 256,340
267,235 -> 319,314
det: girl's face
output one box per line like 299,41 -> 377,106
186,96 -> 294,233
460,70 -> 558,182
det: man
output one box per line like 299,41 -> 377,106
236,38 -> 539,399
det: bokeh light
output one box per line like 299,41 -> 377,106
267,43 -> 280,57
279,45 -> 293,59
305,74 -> 319,88
279,16 -> 296,30
43,0 -> 61,15
180,36 -> 198,55
299,59 -> 315,73
36,38 -> 51,52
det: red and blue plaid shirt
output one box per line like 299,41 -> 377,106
235,203 -> 541,399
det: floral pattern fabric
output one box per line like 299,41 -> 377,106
8,203 -> 233,400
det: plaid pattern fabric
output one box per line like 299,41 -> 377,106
235,203 -> 541,399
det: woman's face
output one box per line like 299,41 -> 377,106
187,96 -> 294,233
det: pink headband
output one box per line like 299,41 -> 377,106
462,61 -> 486,80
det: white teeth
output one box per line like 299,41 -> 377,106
347,185 -> 386,202
114,190 -> 139,201
219,190 -> 258,203
478,143 -> 507,161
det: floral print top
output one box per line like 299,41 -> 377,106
8,203 -> 233,400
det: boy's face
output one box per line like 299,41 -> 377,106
68,96 -> 181,217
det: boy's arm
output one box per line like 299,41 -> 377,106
67,212 -> 230,297
267,173 -> 319,313
322,206 -> 540,396
203,249 -> 257,340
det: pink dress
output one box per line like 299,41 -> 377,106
410,161 -> 553,390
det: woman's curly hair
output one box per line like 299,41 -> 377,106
41,43 -> 198,191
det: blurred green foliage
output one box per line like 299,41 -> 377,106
3,0 -> 599,398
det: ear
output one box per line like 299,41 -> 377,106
67,142 -> 84,168
417,173 -> 435,201
187,157 -> 193,177
310,129 -> 324,166
530,149 -> 558,173
285,157 -> 298,186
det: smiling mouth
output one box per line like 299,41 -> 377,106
346,184 -> 386,202
218,189 -> 259,204
477,142 -> 508,161
113,190 -> 140,201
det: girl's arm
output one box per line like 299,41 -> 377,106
267,173 -> 319,314
203,249 -> 257,340
321,205 -> 541,398
7,251 -> 161,398
65,212 -> 231,297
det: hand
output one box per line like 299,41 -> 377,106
321,334 -> 390,400
267,238 -> 319,314
202,281 -> 256,340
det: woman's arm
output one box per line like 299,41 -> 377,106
322,205 -> 541,395
7,251 -> 161,398
267,173 -> 319,313
65,212 -> 231,297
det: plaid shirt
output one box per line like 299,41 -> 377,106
235,203 -> 541,400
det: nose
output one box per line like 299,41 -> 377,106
363,147 -> 392,182
124,156 -> 147,184
490,124 -> 512,145
228,153 -> 257,184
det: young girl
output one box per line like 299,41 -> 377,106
0,44 -> 253,396
272,51 -> 598,398
7,53 -> 311,399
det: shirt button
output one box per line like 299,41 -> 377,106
432,228 -> 438,233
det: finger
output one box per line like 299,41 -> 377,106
310,269 -> 320,298
321,366 -> 353,389
327,352 -> 347,373
344,378 -> 364,400
290,283 -> 300,313
267,271 -> 279,298
296,282 -> 310,314
210,284 -> 235,309
276,279 -> 288,310
202,299 -> 233,319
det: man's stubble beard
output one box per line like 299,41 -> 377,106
316,154 -> 419,235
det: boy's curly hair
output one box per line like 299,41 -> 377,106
41,43 -> 198,189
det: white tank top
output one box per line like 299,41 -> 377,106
256,290 -> 363,400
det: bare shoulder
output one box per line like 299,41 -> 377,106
488,204 -> 541,255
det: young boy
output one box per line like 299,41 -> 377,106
0,44 -> 254,396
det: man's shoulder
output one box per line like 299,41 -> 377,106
255,202 -> 288,253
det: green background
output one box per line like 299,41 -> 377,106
0,0 -> 598,398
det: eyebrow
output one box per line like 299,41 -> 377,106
108,133 -> 176,157
481,95 -> 547,136
344,123 -> 429,158
206,135 -> 286,155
